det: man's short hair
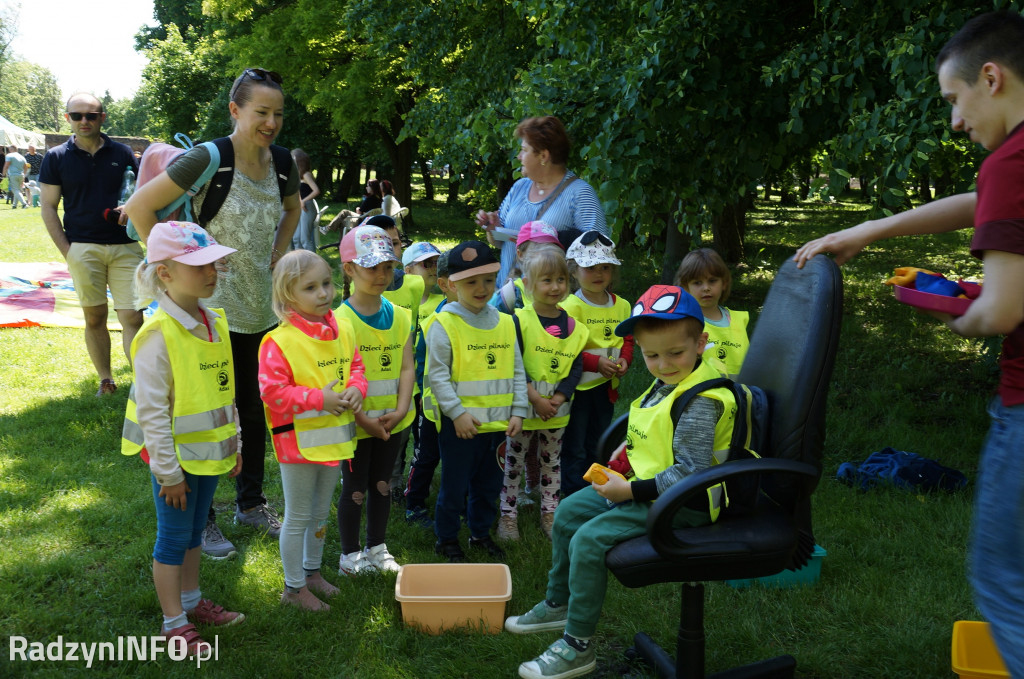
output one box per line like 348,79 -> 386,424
65,92 -> 104,113
936,11 -> 1024,84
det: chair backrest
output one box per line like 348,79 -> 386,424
737,255 -> 842,500
312,199 -> 329,224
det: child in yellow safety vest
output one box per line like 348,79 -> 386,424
259,250 -> 368,612
559,231 -> 634,497
336,226 -> 416,575
506,285 -> 737,679
120,221 -> 244,655
499,247 -> 588,542
424,240 -> 528,562
674,247 -> 750,379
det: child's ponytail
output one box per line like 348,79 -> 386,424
134,259 -> 165,309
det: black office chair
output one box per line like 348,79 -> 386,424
600,255 -> 843,679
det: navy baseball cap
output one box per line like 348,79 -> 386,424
615,285 -> 704,337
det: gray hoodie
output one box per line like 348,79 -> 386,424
425,302 -> 529,422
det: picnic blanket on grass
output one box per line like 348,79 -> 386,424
1,262 -> 126,329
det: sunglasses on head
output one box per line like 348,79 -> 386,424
67,112 -> 101,121
579,231 -> 613,247
230,68 -> 284,100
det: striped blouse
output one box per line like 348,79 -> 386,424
496,171 -> 608,286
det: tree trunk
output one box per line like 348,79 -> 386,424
711,198 -> 749,264
377,123 -> 415,208
660,206 -> 691,284
917,170 -> 932,203
446,169 -> 461,204
314,159 -> 333,201
418,158 -> 435,201
338,157 -> 363,206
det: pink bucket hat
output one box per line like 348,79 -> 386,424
340,225 -> 400,267
146,221 -> 236,265
516,221 -> 563,248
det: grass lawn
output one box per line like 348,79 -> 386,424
0,192 -> 988,678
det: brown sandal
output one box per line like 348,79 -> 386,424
96,379 -> 117,396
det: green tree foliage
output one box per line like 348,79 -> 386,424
0,60 -> 63,132
104,90 -> 154,138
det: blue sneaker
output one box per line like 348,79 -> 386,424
518,637 -> 595,679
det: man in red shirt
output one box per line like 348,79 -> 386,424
795,12 -> 1024,674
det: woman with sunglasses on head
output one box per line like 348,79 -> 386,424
126,68 -> 301,559
475,116 -> 609,287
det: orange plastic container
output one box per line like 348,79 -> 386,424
395,563 -> 512,634
952,621 -> 1009,679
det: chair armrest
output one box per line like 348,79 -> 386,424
646,458 -> 818,559
596,413 -> 629,464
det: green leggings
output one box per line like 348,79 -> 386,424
546,486 -> 707,638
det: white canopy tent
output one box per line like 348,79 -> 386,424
0,114 -> 46,150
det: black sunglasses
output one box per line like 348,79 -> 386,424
230,68 -> 283,100
67,112 -> 102,121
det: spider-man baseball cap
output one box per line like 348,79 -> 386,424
615,285 -> 704,337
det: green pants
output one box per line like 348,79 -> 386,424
546,486 -> 708,638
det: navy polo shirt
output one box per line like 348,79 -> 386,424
38,134 -> 137,245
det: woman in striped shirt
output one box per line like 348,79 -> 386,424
477,116 -> 609,286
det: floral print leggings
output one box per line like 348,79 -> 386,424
500,427 -> 563,516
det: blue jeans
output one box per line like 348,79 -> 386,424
151,472 -> 219,565
970,397 -> 1024,677
291,202 -> 316,251
434,418 -> 505,542
406,401 -> 441,512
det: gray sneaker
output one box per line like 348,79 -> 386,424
201,520 -> 237,560
234,504 -> 281,539
505,600 -> 568,634
518,637 -> 596,679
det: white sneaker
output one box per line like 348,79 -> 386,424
338,550 -> 376,575
363,543 -> 401,573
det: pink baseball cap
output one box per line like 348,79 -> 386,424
146,221 -> 236,265
340,225 -> 400,267
516,221 -> 563,248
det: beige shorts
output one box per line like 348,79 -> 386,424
65,241 -> 144,309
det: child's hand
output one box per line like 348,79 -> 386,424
338,386 -> 363,414
454,412 -> 480,439
356,411 -> 390,440
532,395 -> 557,421
321,380 -> 347,415
597,356 -> 620,379
506,416 -> 523,438
608,441 -> 627,463
614,359 -> 630,377
593,473 -> 632,503
228,453 -> 242,478
379,408 -> 407,432
158,480 -> 191,511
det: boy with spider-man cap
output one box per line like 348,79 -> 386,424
504,284 -> 739,679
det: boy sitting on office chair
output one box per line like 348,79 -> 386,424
505,284 -> 738,679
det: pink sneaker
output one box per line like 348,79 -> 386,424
187,599 -> 244,627
161,623 -> 211,657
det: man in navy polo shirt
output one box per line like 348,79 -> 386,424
40,93 -> 142,396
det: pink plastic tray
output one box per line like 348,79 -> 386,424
893,280 -> 981,316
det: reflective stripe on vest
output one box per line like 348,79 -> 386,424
560,293 -> 631,390
434,311 -> 517,433
516,305 -> 588,430
121,308 -> 237,476
337,302 -> 415,439
262,320 -> 357,461
625,359 -> 736,522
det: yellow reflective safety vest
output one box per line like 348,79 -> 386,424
515,305 -> 589,430
121,308 -> 237,475
625,359 -> 737,521
560,292 -> 632,390
383,271 -> 424,331
419,310 -> 443,429
337,301 -> 415,439
705,308 -> 749,379
261,321 -> 357,461
424,311 -> 516,433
